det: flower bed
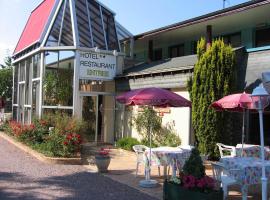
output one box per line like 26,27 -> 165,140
163,180 -> 223,200
163,148 -> 223,200
3,113 -> 85,158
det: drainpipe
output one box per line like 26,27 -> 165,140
206,25 -> 212,49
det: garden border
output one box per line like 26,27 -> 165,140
0,131 -> 82,165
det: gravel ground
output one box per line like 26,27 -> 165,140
0,137 -> 157,200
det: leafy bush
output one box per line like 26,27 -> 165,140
133,107 -> 181,147
156,123 -> 181,147
133,107 -> 162,142
4,113 -> 84,157
42,112 -> 86,134
116,137 -> 141,151
140,138 -> 158,148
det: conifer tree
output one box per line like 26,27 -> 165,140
188,38 -> 236,159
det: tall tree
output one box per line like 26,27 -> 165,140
0,56 -> 13,99
0,56 -> 12,69
188,38 -> 236,159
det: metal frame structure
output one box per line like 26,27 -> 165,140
12,0 -> 124,144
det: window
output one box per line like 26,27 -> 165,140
33,54 -> 41,78
256,27 -> 270,47
44,51 -> 74,106
13,65 -> 19,104
45,0 -> 73,47
191,41 -> 198,55
221,32 -> 241,47
168,44 -> 184,58
153,48 -> 162,61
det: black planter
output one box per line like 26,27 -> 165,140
163,181 -> 223,200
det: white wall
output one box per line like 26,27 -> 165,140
115,89 -> 192,146
161,90 -> 191,146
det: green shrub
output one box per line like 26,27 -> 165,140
140,138 -> 158,148
4,113 -> 83,158
183,148 -> 205,179
116,137 -> 141,151
133,107 -> 162,142
156,123 -> 181,147
134,107 -> 181,147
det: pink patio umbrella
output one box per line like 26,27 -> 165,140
116,87 -> 191,187
211,92 -> 254,156
116,87 -> 192,107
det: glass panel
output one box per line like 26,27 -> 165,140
25,58 -> 32,105
79,80 -> 105,92
13,65 -> 19,104
32,81 -> 40,117
19,61 -> 25,82
81,96 -> 97,142
18,84 -> 25,122
33,54 -> 41,78
60,0 -> 74,46
45,1 -> 65,46
170,47 -> 178,58
153,49 -> 162,61
88,1 -> 106,49
75,0 -> 93,47
12,106 -> 18,121
44,51 -> 58,105
44,51 -> 74,106
42,108 -> 73,116
102,8 -> 119,51
256,28 -> 270,47
230,34 -> 241,47
169,45 -> 184,58
24,107 -> 31,124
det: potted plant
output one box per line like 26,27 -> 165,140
163,148 -> 223,200
95,148 -> 111,173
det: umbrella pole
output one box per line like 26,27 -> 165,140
148,120 -> 152,180
241,110 -> 245,157
139,106 -> 157,188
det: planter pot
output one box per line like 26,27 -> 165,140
163,181 -> 223,200
95,155 -> 111,173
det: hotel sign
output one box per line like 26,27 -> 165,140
79,51 -> 116,81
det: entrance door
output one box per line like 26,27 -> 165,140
81,95 -> 104,143
81,96 -> 98,142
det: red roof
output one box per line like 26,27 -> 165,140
14,0 -> 56,55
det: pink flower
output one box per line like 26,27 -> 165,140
183,175 -> 196,189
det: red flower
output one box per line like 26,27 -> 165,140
99,148 -> 110,156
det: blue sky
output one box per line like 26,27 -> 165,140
0,0 -> 248,64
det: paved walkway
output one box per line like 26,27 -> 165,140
0,137 -> 157,200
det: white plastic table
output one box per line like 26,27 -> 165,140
144,146 -> 191,179
221,157 -> 270,200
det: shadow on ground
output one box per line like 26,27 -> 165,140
0,171 -> 158,200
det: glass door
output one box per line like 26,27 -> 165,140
81,96 -> 98,143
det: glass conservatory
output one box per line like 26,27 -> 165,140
12,0 -> 126,143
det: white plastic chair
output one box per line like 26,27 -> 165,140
216,143 -> 236,158
211,162 -> 241,200
132,145 -> 160,177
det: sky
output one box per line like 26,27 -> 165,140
0,0 -> 249,65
